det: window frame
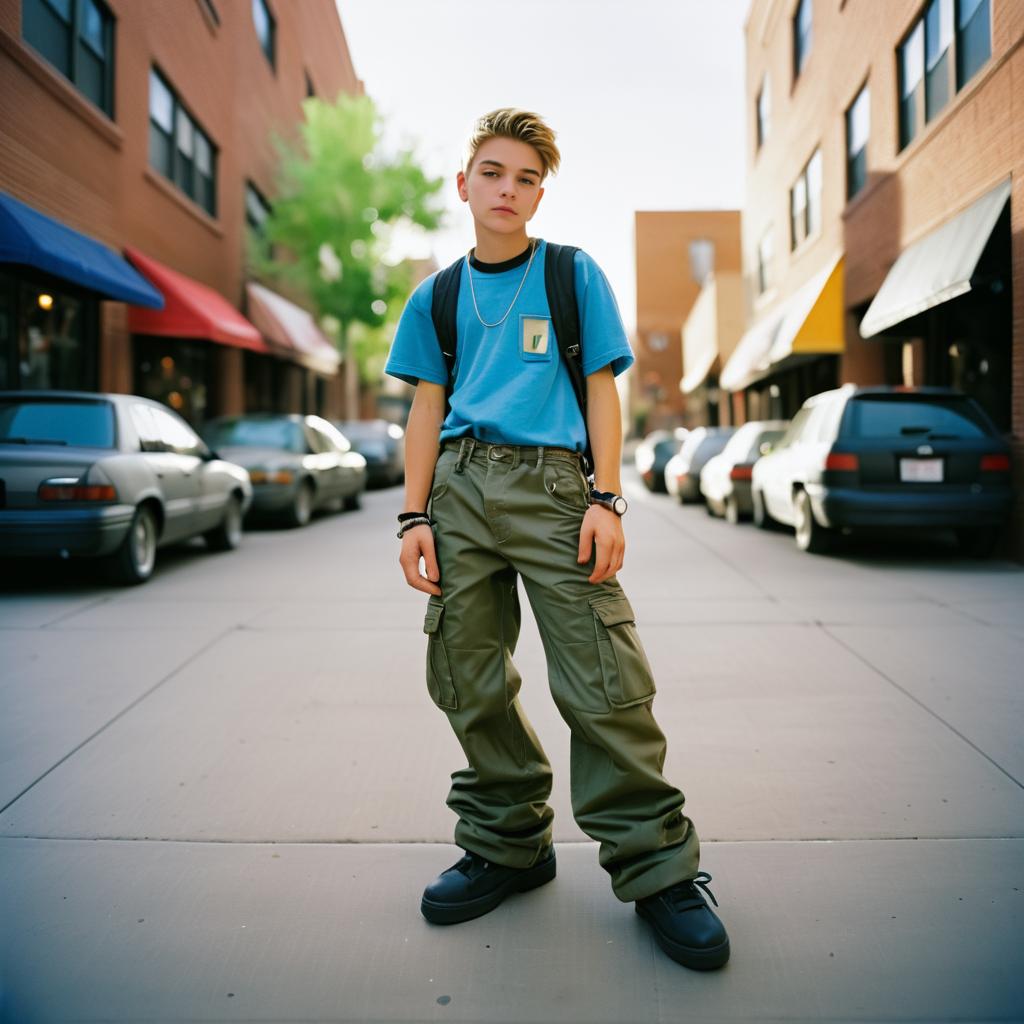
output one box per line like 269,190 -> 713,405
845,82 -> 870,201
897,0 -> 990,153
21,0 -> 116,118
792,0 -> 812,84
789,147 -> 822,252
252,0 -> 276,70
148,66 -> 218,218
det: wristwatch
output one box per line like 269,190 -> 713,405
589,488 -> 628,516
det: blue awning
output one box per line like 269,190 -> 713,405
0,190 -> 164,308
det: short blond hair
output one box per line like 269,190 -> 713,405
464,108 -> 561,179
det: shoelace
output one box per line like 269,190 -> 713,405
452,852 -> 489,875
661,870 -> 719,911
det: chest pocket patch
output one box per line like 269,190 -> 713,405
520,315 -> 553,362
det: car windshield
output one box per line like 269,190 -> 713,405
845,396 -> 991,439
721,424 -> 760,461
0,399 -> 115,447
204,418 -> 306,453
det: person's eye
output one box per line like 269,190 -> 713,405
482,170 -> 498,177
519,178 -> 536,186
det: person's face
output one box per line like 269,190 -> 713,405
456,136 -> 545,235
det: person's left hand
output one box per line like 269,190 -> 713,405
577,504 -> 625,584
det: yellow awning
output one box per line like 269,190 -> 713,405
721,252 -> 844,391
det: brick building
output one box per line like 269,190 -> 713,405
1,0 -> 361,426
732,0 -> 1022,550
633,210 -> 742,432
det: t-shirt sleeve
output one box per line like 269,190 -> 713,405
384,274 -> 449,387
574,250 -> 635,378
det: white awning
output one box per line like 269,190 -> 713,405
680,276 -> 719,394
859,177 -> 1011,338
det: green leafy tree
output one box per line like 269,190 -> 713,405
250,93 -> 444,415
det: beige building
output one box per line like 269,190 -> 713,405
633,210 -> 742,432
734,0 -> 1021,548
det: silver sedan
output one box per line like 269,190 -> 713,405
0,390 -> 253,585
201,414 -> 367,527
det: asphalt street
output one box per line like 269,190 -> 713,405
1,466 -> 1022,1023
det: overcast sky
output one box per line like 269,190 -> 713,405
335,0 -> 750,332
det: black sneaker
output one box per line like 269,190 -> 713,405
634,871 -> 730,970
420,846 -> 556,925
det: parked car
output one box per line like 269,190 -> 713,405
0,390 -> 252,584
664,426 -> 736,503
751,385 -> 1012,555
701,420 -> 789,523
331,418 -> 404,488
201,413 -> 366,527
634,428 -> 688,493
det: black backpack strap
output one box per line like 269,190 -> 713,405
429,256 -> 464,419
544,242 -> 592,476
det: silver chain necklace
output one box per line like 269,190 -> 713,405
465,238 -> 537,328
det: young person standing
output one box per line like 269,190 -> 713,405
384,109 -> 729,971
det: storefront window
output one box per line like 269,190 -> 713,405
133,336 -> 214,428
14,277 -> 92,389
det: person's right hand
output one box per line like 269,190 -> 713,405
399,524 -> 441,596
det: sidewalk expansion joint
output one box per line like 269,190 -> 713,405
821,624 -> 1024,792
0,627 -> 235,818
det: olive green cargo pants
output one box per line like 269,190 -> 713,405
422,436 -> 700,902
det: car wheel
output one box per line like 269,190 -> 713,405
955,527 -> 997,559
724,495 -> 740,525
794,489 -> 832,554
752,488 -> 775,530
103,504 -> 158,585
205,494 -> 243,551
284,480 -> 314,528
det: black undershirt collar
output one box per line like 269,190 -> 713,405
468,238 -> 538,274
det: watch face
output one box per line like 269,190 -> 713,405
613,496 -> 628,515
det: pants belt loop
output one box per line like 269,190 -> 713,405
454,437 -> 468,473
510,446 -> 520,470
466,437 -> 477,464
537,445 -> 545,468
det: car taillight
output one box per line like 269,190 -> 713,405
729,464 -> 753,481
825,452 -> 859,472
39,480 -> 117,502
980,454 -> 1010,472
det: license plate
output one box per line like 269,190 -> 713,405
900,458 -> 943,482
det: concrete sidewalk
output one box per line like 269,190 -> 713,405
2,470 -> 1022,1022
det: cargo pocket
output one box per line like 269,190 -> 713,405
589,594 -> 657,708
423,597 -> 458,710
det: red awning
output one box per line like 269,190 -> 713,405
124,246 -> 269,353
245,281 -> 341,376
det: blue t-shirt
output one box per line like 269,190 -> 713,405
384,239 -> 633,452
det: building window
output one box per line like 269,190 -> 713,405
757,229 -> 774,296
790,147 -> 822,250
956,0 -> 990,88
245,182 -> 272,234
792,0 -> 812,82
252,0 -> 275,69
898,0 -> 990,152
688,239 -> 715,286
21,0 -> 115,117
924,0 -> 954,122
148,67 -> 217,217
304,70 -> 316,98
846,83 -> 870,200
756,73 -> 771,150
